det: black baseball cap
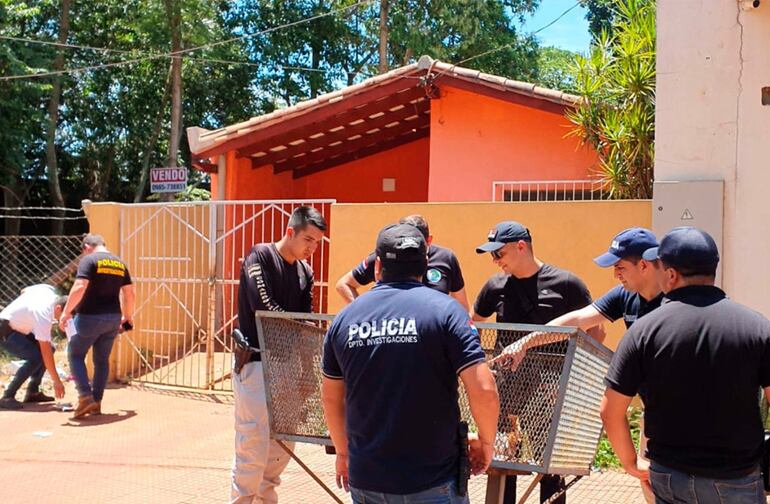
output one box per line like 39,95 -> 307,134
642,227 -> 719,270
476,221 -> 531,254
593,227 -> 658,267
376,223 -> 427,264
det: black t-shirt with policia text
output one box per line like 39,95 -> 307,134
75,251 -> 132,315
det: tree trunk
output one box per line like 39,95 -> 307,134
134,70 -> 173,202
378,0 -> 389,74
45,0 -> 71,233
1,180 -> 24,236
164,0 -> 183,203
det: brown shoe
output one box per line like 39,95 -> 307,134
72,395 -> 98,419
92,401 -> 101,415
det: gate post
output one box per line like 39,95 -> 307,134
206,202 -> 218,388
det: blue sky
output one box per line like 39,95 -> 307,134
521,1 -> 591,54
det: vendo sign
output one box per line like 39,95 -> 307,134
150,167 -> 187,193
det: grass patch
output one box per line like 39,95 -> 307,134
593,406 -> 642,469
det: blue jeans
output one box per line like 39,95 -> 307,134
0,331 -> 48,398
350,480 -> 468,504
68,313 -> 121,401
649,461 -> 765,504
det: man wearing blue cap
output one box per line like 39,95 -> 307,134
494,227 -> 663,370
473,221 -> 596,504
601,227 -> 770,504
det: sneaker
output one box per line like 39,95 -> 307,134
72,395 -> 98,419
23,391 -> 55,403
0,397 -> 23,410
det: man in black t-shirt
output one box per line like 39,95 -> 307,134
472,221 -> 595,504
602,227 -> 770,504
335,215 -> 469,310
322,223 -> 499,502
231,206 -> 326,504
59,234 -> 134,419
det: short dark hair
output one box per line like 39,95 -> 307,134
398,215 -> 429,240
661,259 -> 718,278
288,206 -> 327,232
622,255 -> 642,265
54,295 -> 68,308
380,260 -> 426,283
83,234 -> 105,247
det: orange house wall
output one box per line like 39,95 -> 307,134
224,137 -> 430,202
428,85 -> 599,202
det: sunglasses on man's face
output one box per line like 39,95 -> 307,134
491,248 -> 504,260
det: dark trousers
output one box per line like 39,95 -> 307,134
0,331 -> 46,398
503,474 -> 565,504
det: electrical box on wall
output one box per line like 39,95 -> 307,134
652,180 -> 724,283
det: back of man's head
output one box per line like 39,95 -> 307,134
83,234 -> 106,248
398,215 -> 429,240
643,227 -> 719,284
376,223 -> 428,282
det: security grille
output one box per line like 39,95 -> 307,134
255,312 -> 612,475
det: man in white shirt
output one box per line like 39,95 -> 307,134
0,284 -> 67,410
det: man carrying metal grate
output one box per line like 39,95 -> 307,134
321,222 -> 499,503
232,206 -> 327,504
472,221 -> 599,504
602,227 -> 770,504
493,227 -> 663,503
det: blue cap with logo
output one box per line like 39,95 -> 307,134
642,227 -> 719,270
476,221 -> 531,254
593,227 -> 659,267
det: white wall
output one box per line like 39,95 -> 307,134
656,0 -> 770,314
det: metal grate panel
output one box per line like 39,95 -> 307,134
256,312 -> 612,474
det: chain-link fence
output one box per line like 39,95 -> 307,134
255,311 -> 613,477
0,206 -> 87,308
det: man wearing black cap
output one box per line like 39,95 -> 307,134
335,215 -> 469,310
322,223 -> 499,503
473,221 -> 596,504
602,227 -> 770,504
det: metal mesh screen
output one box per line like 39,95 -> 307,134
0,235 -> 84,307
256,312 -> 612,474
256,313 -> 333,443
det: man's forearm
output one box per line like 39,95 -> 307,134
63,284 -> 86,317
468,388 -> 499,445
603,411 -> 638,468
321,381 -> 349,454
121,286 -> 135,319
336,283 -> 357,304
38,341 -> 61,383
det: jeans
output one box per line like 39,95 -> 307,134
0,331 -> 47,398
649,461 -> 765,504
68,313 -> 121,401
350,480 -> 469,504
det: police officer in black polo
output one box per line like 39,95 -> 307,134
601,227 -> 770,504
473,220 -> 597,504
335,215 -> 470,310
321,223 -> 499,503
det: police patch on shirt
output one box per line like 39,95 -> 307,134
426,268 -> 442,284
347,318 -> 419,348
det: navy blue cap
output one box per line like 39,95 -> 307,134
642,227 -> 719,270
593,227 -> 659,267
376,223 -> 427,264
476,221 -> 531,253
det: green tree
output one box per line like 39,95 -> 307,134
566,0 -> 655,199
534,46 -> 577,93
583,0 -> 615,39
